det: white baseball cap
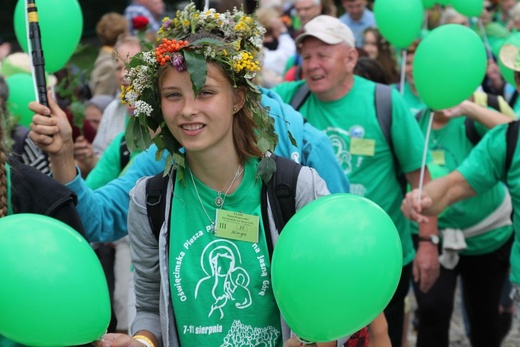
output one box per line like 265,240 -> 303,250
295,15 -> 355,47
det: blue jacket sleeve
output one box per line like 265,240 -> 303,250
66,145 -> 165,242
302,122 -> 350,194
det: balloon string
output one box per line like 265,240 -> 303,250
417,110 -> 433,204
400,49 -> 406,95
477,18 -> 493,59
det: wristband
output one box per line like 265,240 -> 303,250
133,335 -> 156,347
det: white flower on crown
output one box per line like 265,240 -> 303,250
132,65 -> 153,94
124,90 -> 139,107
203,46 -> 216,59
135,100 -> 153,117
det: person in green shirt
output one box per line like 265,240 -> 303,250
413,100 -> 514,347
272,14 -> 439,347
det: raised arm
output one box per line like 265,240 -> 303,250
401,170 -> 477,224
28,91 -> 164,242
442,99 -> 513,129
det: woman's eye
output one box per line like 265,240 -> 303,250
165,92 -> 181,98
198,90 -> 213,97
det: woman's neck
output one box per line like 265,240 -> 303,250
187,152 -> 244,193
432,112 -> 450,129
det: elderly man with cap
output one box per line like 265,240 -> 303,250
272,15 -> 439,347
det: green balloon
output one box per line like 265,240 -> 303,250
374,0 -> 424,49
451,0 -> 484,17
422,0 -> 437,9
413,24 -> 487,110
0,214 -> 111,346
438,0 -> 450,5
271,194 -> 402,342
13,0 -> 83,73
5,73 -> 36,127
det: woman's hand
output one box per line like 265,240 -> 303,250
28,90 -> 74,157
93,333 -> 143,347
284,336 -> 317,347
28,90 -> 80,184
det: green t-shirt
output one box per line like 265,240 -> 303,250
273,76 -> 427,266
400,81 -> 426,118
417,116 -> 512,255
169,159 -> 282,346
86,131 -> 140,189
457,124 -> 520,283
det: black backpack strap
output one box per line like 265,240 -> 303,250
464,118 -> 481,146
506,120 -> 519,174
487,93 -> 500,111
289,83 -> 311,111
119,138 -> 131,171
374,83 -> 393,151
509,90 -> 519,109
261,153 -> 303,259
146,170 -> 174,241
374,83 -> 408,195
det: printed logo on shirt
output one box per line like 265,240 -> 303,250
194,239 -> 253,318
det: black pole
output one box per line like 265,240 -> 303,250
27,0 -> 48,108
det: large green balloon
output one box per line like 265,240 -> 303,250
0,214 -> 111,346
374,0 -> 424,49
413,24 -> 487,110
271,194 -> 402,342
451,0 -> 484,17
13,0 -> 83,73
6,73 -> 36,127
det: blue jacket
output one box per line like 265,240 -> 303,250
69,88 -> 349,242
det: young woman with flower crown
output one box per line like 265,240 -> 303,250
92,3 -> 340,347
84,3 -> 339,347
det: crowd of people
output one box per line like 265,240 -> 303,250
3,0 -> 520,346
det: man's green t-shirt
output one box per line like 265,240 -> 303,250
400,81 -> 426,118
417,116 -> 512,255
273,76 -> 427,266
458,124 -> 520,283
169,159 -> 282,346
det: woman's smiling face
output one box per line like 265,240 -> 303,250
159,63 -> 242,155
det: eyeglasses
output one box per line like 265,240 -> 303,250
485,4 -> 497,12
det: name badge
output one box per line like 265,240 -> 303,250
431,150 -> 446,165
350,138 -> 376,156
215,209 -> 259,243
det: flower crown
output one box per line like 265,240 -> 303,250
121,3 -> 278,178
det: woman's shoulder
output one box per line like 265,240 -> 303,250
130,176 -> 152,206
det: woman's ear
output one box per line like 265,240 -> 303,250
233,86 -> 247,112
